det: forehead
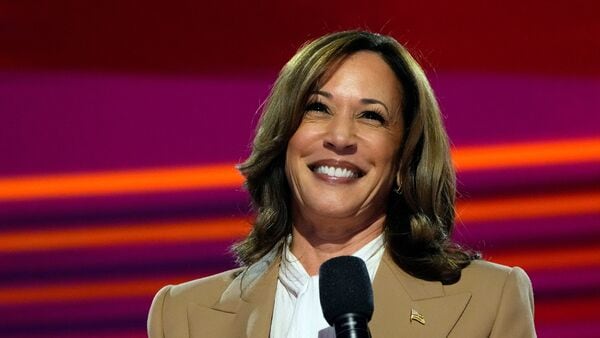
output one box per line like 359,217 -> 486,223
317,51 -> 403,107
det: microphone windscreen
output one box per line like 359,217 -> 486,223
319,256 -> 374,325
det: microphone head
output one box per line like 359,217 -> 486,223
319,256 -> 374,325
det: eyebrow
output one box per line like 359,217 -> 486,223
313,90 -> 390,113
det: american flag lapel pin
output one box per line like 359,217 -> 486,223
410,308 -> 426,325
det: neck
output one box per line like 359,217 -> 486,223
290,213 -> 385,276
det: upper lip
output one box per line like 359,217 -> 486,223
308,159 -> 366,177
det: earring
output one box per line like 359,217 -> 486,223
394,182 -> 403,195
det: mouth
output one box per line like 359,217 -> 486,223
308,160 -> 365,180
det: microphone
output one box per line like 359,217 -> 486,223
319,256 -> 374,338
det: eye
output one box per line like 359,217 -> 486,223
304,102 -> 329,114
360,110 -> 387,125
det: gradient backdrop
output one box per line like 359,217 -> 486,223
0,1 -> 599,337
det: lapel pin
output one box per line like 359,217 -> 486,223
410,308 -> 426,325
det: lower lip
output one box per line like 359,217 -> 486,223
312,170 -> 360,184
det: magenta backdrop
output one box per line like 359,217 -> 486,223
0,1 -> 599,337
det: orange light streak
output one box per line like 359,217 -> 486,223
0,163 -> 244,201
1,245 -> 598,305
456,191 -> 600,222
486,244 -> 600,271
453,137 -> 600,171
536,296 -> 600,323
0,138 -> 598,202
0,192 -> 596,253
0,218 -> 251,253
0,275 -> 199,305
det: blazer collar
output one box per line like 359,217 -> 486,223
370,253 -> 471,337
213,255 -> 280,312
188,251 -> 471,338
188,256 -> 280,338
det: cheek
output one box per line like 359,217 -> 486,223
287,124 -> 320,157
285,128 -> 310,177
284,143 -> 297,183
285,135 -> 302,173
369,135 -> 401,179
367,132 -> 401,160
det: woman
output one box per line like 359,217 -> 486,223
148,31 -> 536,337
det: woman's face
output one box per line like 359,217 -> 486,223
285,51 -> 404,228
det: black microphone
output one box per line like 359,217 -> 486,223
319,256 -> 373,338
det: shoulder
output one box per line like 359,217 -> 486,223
460,259 -> 529,285
461,260 -> 531,289
444,260 -> 536,337
446,259 -> 532,299
147,267 -> 244,338
158,267 -> 244,306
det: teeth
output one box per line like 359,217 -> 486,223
314,165 -> 358,178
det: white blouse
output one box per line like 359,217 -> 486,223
270,235 -> 384,338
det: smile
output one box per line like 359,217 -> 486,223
308,159 -> 366,180
313,165 -> 359,178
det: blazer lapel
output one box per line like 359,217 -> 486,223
187,251 -> 470,338
188,257 -> 280,338
370,253 -> 471,338
233,258 -> 279,338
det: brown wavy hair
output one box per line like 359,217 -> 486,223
233,30 -> 478,284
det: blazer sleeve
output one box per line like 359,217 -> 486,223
489,267 -> 536,338
147,285 -> 172,338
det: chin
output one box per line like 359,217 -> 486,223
306,201 -> 365,220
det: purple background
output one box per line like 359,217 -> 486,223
1,1 -> 599,337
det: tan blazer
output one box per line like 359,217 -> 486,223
148,253 -> 536,337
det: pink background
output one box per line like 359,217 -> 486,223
0,1 -> 598,336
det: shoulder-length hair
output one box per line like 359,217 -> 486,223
234,30 -> 477,284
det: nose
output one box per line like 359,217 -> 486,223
323,114 -> 357,155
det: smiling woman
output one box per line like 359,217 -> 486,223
148,31 -> 537,338
284,52 -> 404,274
